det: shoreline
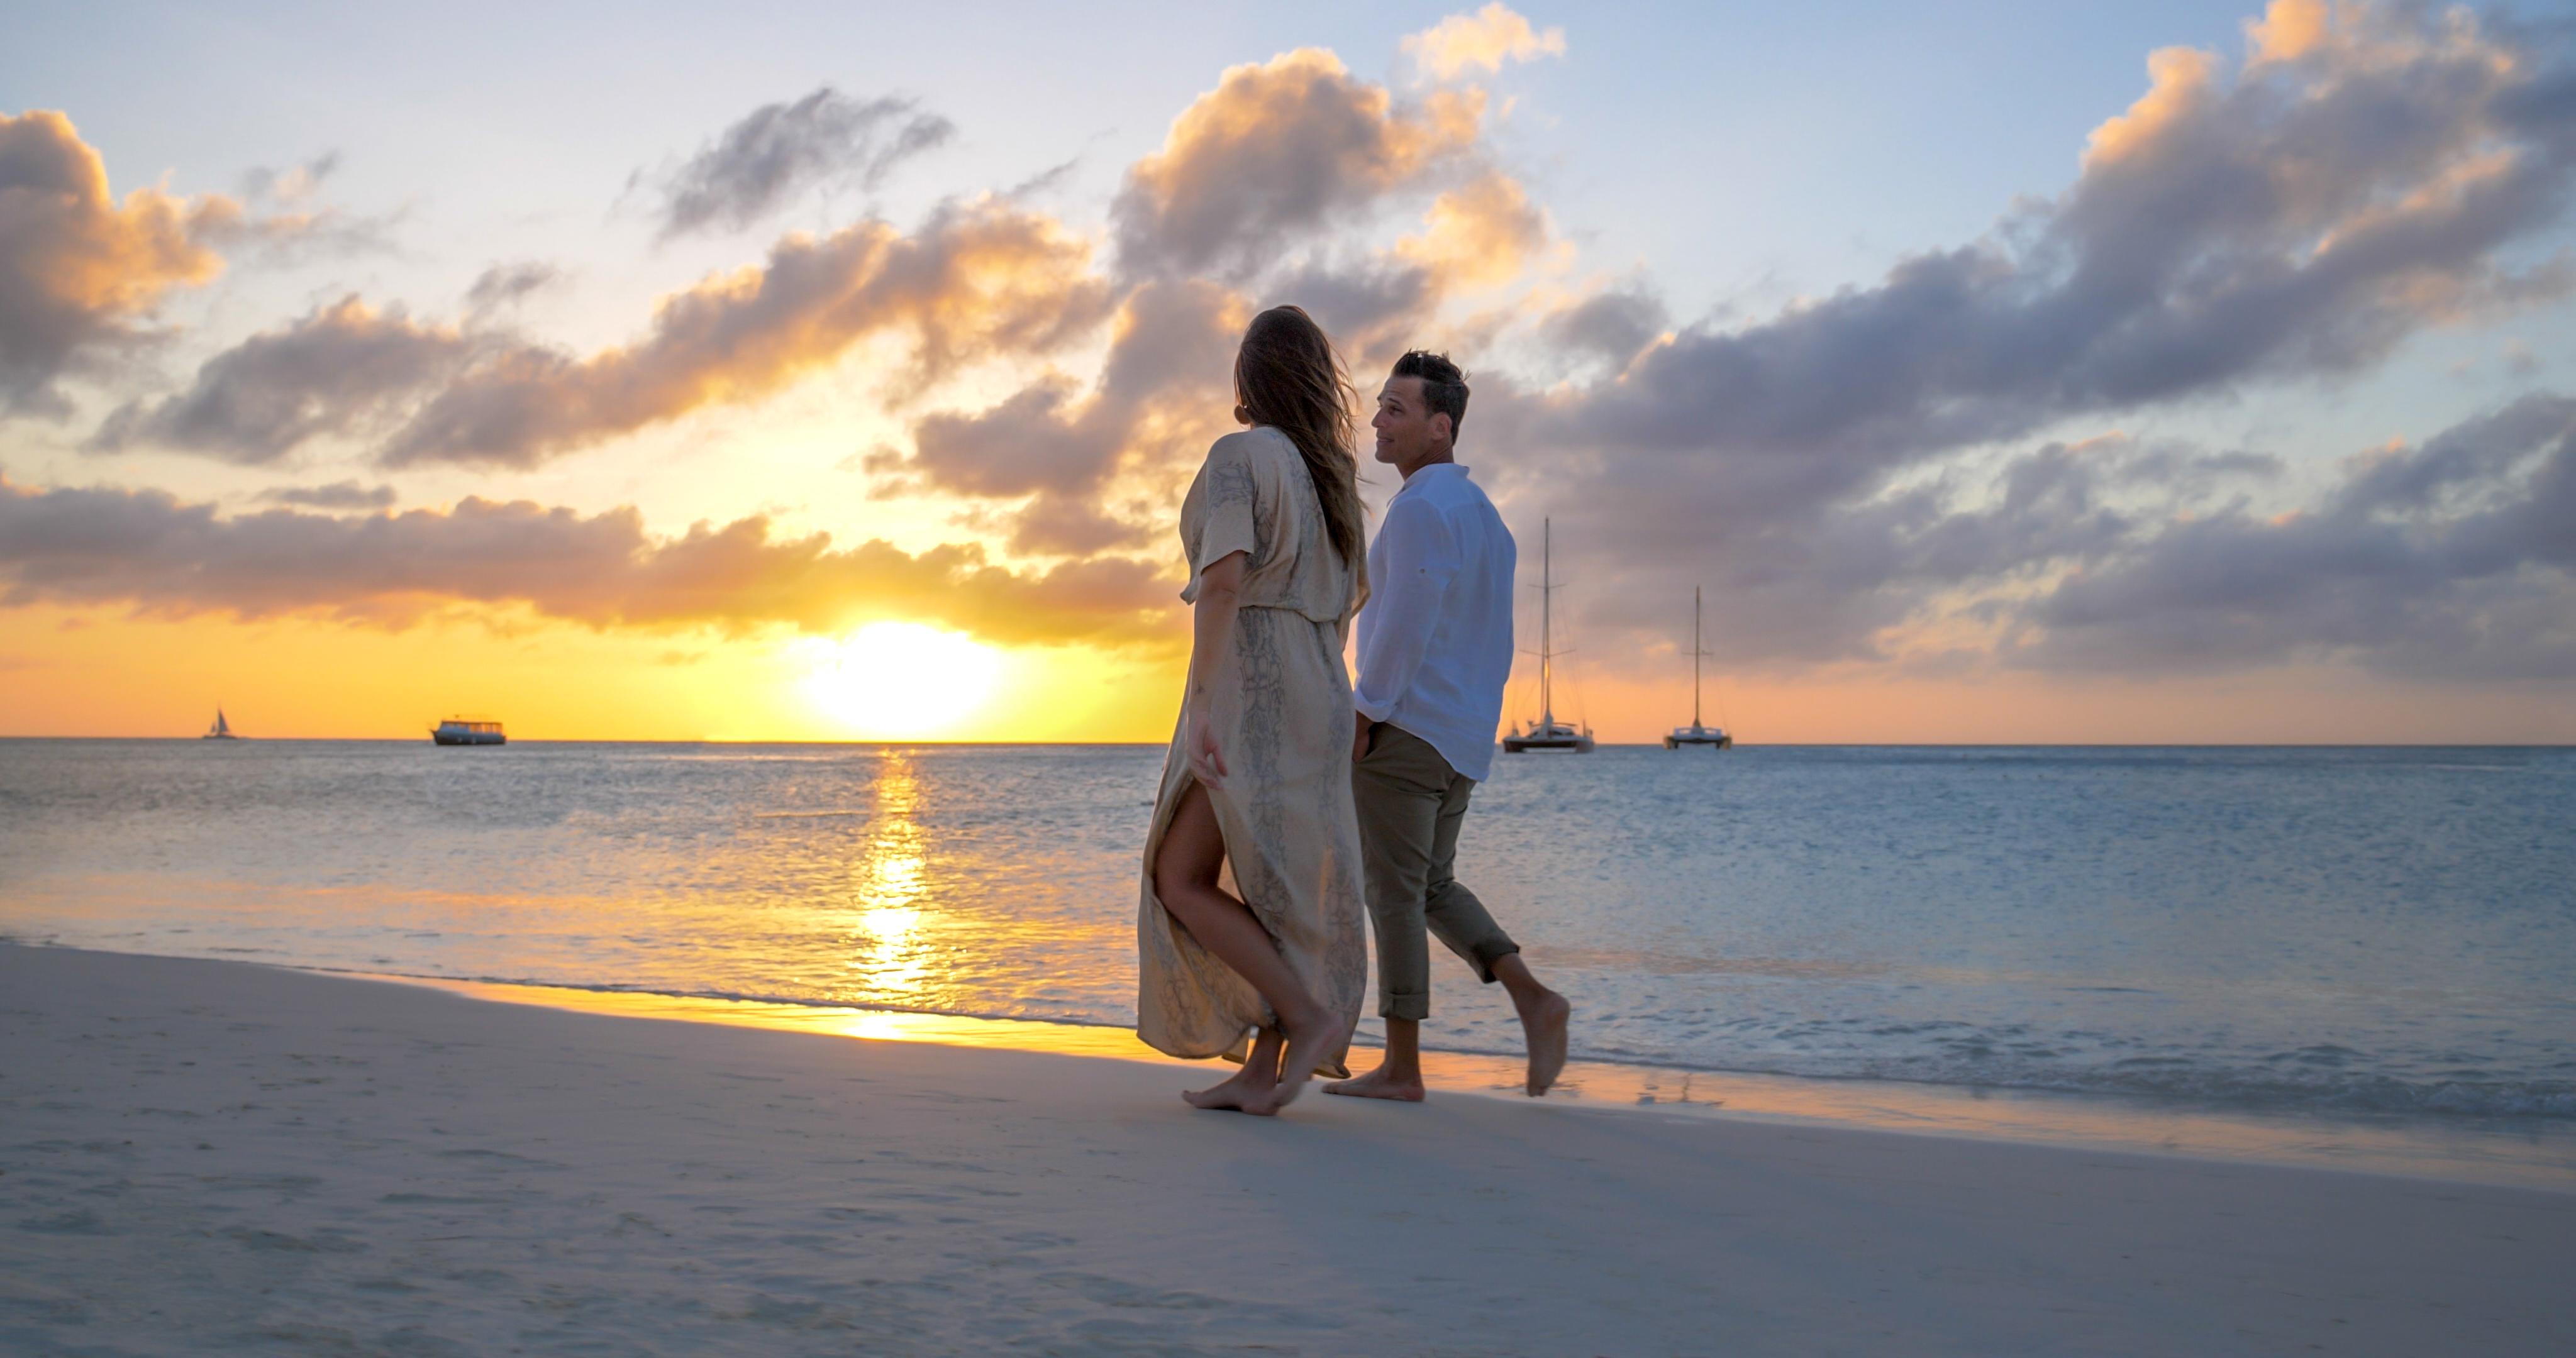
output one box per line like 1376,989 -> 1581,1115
26,941 -> 2566,1192
8,942 -> 2572,1355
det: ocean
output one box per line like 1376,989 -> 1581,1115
5,739 -> 2572,1132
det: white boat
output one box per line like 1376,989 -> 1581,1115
201,706 -> 238,740
1502,519 -> 1594,754
430,717 -> 507,746
1665,587 -> 1732,750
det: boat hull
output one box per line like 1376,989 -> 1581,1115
431,731 -> 506,746
1503,734 -> 1595,753
1663,734 -> 1732,749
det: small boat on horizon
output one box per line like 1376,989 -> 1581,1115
1665,587 -> 1733,751
1503,519 -> 1594,754
430,717 -> 506,746
202,706 -> 238,740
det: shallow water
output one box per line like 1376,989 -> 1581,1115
4,739 -> 2571,1127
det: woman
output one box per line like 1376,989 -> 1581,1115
1137,305 -> 1370,1115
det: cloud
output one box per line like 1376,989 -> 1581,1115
382,197 -> 1109,468
894,43 -> 1529,553
465,262 -> 564,314
889,279 -> 1244,553
258,480 -> 397,511
1404,4 -> 1567,81
1484,0 -> 2576,666
1538,288 -> 1667,367
0,472 -> 1177,646
651,88 -> 955,238
86,297 -> 470,464
238,152 -> 340,206
1112,50 -> 1485,279
0,109 -> 228,414
1397,170 -> 1548,290
92,197 -> 1110,470
2010,395 -> 2576,680
196,149 -> 402,263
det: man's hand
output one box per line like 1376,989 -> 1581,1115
1352,710 -> 1374,765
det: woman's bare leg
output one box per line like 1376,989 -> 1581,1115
1155,782 -> 1345,1114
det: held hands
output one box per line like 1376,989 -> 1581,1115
1352,710 -> 1374,765
1187,701 -> 1230,789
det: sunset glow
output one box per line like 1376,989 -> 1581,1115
2,1 -> 2570,742
803,624 -> 1004,739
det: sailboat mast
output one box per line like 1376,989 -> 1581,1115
1692,587 -> 1702,729
1539,519 -> 1554,727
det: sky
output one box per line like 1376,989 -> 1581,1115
4,0 -> 2574,742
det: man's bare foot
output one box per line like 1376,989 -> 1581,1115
1182,1058 -> 1279,1114
1321,1064 -> 1426,1101
1518,990 -> 1571,1096
1249,1011 -> 1348,1115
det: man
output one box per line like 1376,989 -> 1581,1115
1325,350 -> 1572,1101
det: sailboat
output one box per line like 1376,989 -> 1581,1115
1502,519 -> 1594,754
1664,587 -> 1732,750
202,706 -> 238,740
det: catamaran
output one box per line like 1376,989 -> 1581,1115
201,706 -> 238,740
1665,587 -> 1732,750
430,717 -> 507,746
1502,519 -> 1594,754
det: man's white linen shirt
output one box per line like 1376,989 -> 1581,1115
1353,462 -> 1516,783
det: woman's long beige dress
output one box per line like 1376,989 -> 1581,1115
1136,426 -> 1368,1076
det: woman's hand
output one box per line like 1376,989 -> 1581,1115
1187,702 -> 1230,789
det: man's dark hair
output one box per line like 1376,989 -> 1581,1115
1391,350 -> 1469,442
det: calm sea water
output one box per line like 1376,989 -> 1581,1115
3,740 -> 2571,1124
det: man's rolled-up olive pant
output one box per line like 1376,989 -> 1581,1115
1352,721 -> 1520,1021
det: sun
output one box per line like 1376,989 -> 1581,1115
802,622 -> 1004,738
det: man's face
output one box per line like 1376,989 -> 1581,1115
1372,375 -> 1449,469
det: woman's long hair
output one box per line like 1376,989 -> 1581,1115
1233,305 -> 1365,566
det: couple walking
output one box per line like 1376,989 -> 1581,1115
1136,305 -> 1571,1117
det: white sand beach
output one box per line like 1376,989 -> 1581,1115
4,945 -> 2570,1357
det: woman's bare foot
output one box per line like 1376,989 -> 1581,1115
1184,1027 -> 1282,1113
1518,990 -> 1571,1096
1249,1008 -> 1347,1115
1321,1064 -> 1425,1101
1182,1051 -> 1279,1114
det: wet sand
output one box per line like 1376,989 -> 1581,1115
4,944 -> 2570,1355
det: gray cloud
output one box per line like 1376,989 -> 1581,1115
0,472 -> 1175,646
2011,395 -> 2576,680
202,150 -> 402,263
653,88 -> 955,239
86,297 -> 470,464
465,262 -> 564,315
1538,289 -> 1666,368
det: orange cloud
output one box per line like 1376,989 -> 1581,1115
1398,171 -> 1548,290
384,198 -> 1112,468
0,109 -> 228,412
1403,4 -> 1568,81
2080,47 -> 2219,170
0,472 -> 1177,647
1113,49 -> 1485,276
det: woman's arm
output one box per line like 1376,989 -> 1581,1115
1185,549 -> 1248,788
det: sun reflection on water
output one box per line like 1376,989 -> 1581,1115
847,752 -> 936,998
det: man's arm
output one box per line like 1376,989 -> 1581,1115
1352,498 -> 1457,728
